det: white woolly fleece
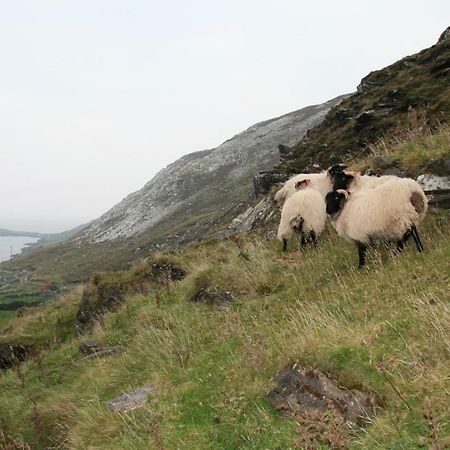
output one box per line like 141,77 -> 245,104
330,178 -> 428,244
277,188 -> 327,241
274,172 -> 333,205
349,174 -> 398,192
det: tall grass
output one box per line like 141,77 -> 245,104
0,211 -> 449,449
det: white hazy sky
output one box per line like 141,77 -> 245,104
1,1 -> 448,233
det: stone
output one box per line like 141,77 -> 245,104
191,290 -> 234,306
438,26 -> 450,42
278,144 -> 292,156
253,172 -> 290,197
85,347 -> 120,359
0,343 -> 33,370
267,364 -> 376,428
382,167 -> 405,177
79,340 -> 120,359
228,196 -> 274,234
79,340 -> 103,355
107,385 -> 156,412
373,156 -> 394,170
416,174 -> 450,192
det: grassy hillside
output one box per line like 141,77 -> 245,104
1,206 -> 449,449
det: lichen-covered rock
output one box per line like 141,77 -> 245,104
228,196 -> 275,234
107,385 -> 155,412
0,343 -> 34,370
417,173 -> 450,208
191,290 -> 234,306
268,364 -> 376,428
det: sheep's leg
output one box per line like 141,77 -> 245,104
282,238 -> 288,252
310,231 -> 318,246
357,243 -> 367,268
397,229 -> 412,253
300,234 -> 308,248
411,226 -> 424,253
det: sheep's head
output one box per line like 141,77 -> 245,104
325,190 -> 349,214
327,164 -> 347,178
295,179 -> 310,190
331,170 -> 357,191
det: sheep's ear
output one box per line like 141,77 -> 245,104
295,179 -> 309,190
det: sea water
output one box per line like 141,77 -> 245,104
0,236 -> 40,263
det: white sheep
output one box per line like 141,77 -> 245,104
273,165 -> 345,206
325,178 -> 428,267
277,179 -> 327,251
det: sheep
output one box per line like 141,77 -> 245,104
273,164 -> 345,206
277,179 -> 327,251
330,169 -> 428,221
325,177 -> 428,267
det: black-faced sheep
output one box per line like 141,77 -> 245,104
277,179 -> 327,251
325,178 -> 428,267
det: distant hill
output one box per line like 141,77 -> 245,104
0,229 -> 44,238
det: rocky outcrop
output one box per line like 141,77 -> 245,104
417,174 -> 450,208
228,196 -> 276,234
268,364 -> 376,428
76,258 -> 186,333
0,343 -> 34,370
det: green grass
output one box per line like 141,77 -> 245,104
0,211 -> 449,449
351,122 -> 450,175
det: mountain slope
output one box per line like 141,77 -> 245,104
79,96 -> 347,244
9,96 -> 347,281
272,27 -> 450,174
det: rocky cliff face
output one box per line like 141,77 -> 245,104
78,95 -> 347,243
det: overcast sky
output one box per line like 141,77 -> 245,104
1,1 -> 448,232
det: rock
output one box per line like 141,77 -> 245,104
373,156 -> 394,170
85,347 -> 120,359
417,174 -> 450,209
357,70 -> 392,94
417,174 -> 450,191
438,26 -> 450,42
79,340 -> 120,359
191,290 -> 233,306
148,262 -> 186,282
79,340 -> 103,355
267,364 -> 376,428
0,343 -> 34,370
107,385 -> 155,412
382,167 -> 405,177
228,196 -> 274,234
76,284 -> 126,334
278,144 -> 292,156
428,155 -> 450,176
253,172 -> 290,197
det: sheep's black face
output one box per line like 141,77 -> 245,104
327,164 -> 347,178
332,172 -> 354,191
326,191 -> 346,214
